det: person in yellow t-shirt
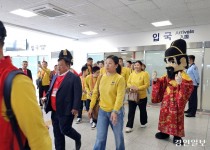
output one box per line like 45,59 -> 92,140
85,66 -> 100,128
38,61 -> 51,107
119,57 -> 129,83
125,60 -> 150,133
99,66 -> 106,75
88,55 -> 125,150
126,60 -> 133,75
98,60 -> 104,69
0,20 -> 52,150
76,66 -> 89,124
142,63 -> 151,93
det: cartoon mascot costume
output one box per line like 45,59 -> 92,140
152,39 -> 194,145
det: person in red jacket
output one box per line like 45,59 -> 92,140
0,20 -> 51,150
44,49 -> 82,150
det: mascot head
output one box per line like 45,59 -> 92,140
164,39 -> 188,79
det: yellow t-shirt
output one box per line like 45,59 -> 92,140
38,68 -> 51,86
121,67 -> 129,83
127,71 -> 150,99
126,67 -> 132,75
90,73 -> 125,112
85,74 -> 98,100
100,67 -> 106,75
1,75 -> 52,150
80,76 -> 87,101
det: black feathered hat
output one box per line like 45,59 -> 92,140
165,39 -> 187,58
0,20 -> 7,41
58,49 -> 73,63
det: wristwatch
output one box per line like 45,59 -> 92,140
112,110 -> 118,114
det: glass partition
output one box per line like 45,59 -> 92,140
11,55 -> 49,84
28,56 -> 38,84
11,56 -> 27,68
187,48 -> 204,110
145,50 -> 165,78
145,50 -> 165,103
87,53 -> 104,64
202,48 -> 210,111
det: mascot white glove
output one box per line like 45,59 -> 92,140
152,71 -> 157,81
175,72 -> 182,85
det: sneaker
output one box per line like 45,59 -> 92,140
89,118 -> 93,124
91,122 -> 96,129
76,118 -> 82,124
125,127 -> 132,133
140,123 -> 147,128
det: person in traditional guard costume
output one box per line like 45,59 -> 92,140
152,39 -> 194,145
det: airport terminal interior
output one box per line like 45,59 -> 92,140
1,0 -> 210,150
44,104 -> 210,150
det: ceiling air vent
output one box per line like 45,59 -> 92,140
29,3 -> 73,18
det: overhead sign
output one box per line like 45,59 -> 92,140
152,29 -> 195,42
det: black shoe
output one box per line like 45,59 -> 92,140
184,110 -> 189,113
185,114 -> 195,117
75,139 -> 81,150
155,132 -> 170,139
173,136 -> 184,145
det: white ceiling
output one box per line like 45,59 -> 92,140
1,0 -> 210,40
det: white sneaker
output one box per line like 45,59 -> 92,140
89,118 -> 93,124
125,127 -> 132,133
91,122 -> 96,129
140,123 -> 147,128
76,118 -> 82,124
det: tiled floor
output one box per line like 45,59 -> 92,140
43,103 -> 210,150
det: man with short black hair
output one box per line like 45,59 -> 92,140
38,60 -> 51,107
119,57 -> 129,83
85,57 -> 93,75
185,55 -> 200,117
44,49 -> 82,150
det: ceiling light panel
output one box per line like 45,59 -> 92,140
151,20 -> 172,27
10,9 -> 37,17
81,31 -> 98,35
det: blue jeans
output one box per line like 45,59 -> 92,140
93,108 -> 125,150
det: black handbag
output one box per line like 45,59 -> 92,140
36,78 -> 42,89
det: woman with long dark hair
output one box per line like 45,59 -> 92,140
125,60 -> 150,133
88,55 -> 125,150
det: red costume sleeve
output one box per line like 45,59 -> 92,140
176,79 -> 194,109
151,76 -> 168,103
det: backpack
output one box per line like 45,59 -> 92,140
3,70 -> 30,150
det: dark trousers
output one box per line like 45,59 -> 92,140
51,111 -> 81,150
78,100 -> 87,118
85,99 -> 91,112
126,97 -> 148,128
39,85 -> 49,106
86,99 -> 97,123
188,86 -> 198,116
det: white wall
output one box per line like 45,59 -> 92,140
73,24 -> 210,72
4,23 -> 210,72
4,25 -> 74,70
